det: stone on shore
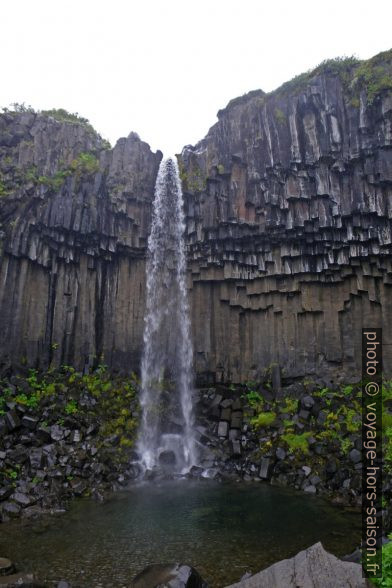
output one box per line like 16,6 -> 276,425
224,542 -> 369,587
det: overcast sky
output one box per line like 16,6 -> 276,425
2,0 -> 391,155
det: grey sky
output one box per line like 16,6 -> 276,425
2,0 -> 391,155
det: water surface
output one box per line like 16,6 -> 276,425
1,481 -> 361,587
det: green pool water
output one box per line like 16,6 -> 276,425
0,480 -> 361,587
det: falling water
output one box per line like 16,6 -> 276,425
138,157 -> 196,473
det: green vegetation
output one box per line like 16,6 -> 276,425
279,397 -> 298,414
272,49 -> 392,105
241,379 -> 384,467
2,102 -> 35,113
178,159 -> 207,192
38,169 -> 71,190
251,411 -> 276,429
0,366 -> 140,453
19,151 -> 100,194
41,108 -> 90,125
70,151 -> 100,174
369,534 -> 392,586
0,179 -> 8,197
354,49 -> 392,104
340,437 -> 352,455
281,431 -> 312,455
274,107 -> 286,125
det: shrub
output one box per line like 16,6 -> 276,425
281,431 -> 312,455
41,108 -> 90,125
251,411 -> 277,429
280,397 -> 298,414
370,534 -> 392,586
70,152 -> 99,175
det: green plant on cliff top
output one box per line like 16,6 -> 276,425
41,108 -> 90,126
272,50 -> 392,104
354,51 -> 392,104
3,102 -> 35,113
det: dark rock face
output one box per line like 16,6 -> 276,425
131,563 -> 208,588
0,113 -> 162,373
0,52 -> 392,383
179,57 -> 392,383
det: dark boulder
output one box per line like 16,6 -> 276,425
131,563 -> 208,588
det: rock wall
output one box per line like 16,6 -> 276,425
0,111 -> 162,372
179,54 -> 392,383
1,51 -> 392,383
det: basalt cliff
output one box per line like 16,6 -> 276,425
1,50 -> 392,384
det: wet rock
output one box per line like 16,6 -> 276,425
341,548 -> 362,564
0,419 -> 8,437
1,502 -> 21,517
304,484 -> 317,494
301,395 -> 315,410
229,428 -> 240,441
325,458 -> 338,476
231,440 -> 241,456
29,449 -> 44,469
220,408 -> 231,421
271,364 -> 281,396
70,430 -> 82,443
21,416 -> 38,431
0,488 -> 13,502
0,557 -> 15,576
310,475 -> 321,486
349,449 -> 361,464
131,563 -> 208,588
230,412 -> 242,429
158,450 -> 176,466
259,457 -> 272,480
189,466 -> 203,478
70,478 -> 87,496
11,493 -> 32,507
218,421 -> 228,437
209,394 -> 223,408
37,426 -> 51,443
232,398 -> 242,411
4,411 -> 20,431
50,425 -> 65,441
275,447 -> 286,460
0,571 -> 39,586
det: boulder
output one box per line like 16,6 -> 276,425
131,563 -> 208,588
225,542 -> 369,587
259,457 -> 271,480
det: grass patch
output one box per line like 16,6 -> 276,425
281,431 -> 312,455
251,411 -> 277,429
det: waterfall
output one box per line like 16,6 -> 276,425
137,157 -> 197,473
